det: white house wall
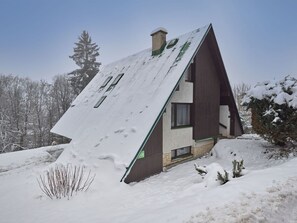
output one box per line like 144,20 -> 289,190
162,69 -> 217,168
162,74 -> 195,165
219,105 -> 230,137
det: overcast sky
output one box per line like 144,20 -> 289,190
1,0 -> 297,86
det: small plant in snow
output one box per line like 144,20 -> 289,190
232,159 -> 245,178
194,163 -> 207,176
217,170 -> 229,185
37,164 -> 95,200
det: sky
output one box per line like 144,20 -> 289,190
0,0 -> 297,86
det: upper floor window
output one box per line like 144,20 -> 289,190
171,103 -> 191,128
185,64 -> 193,82
106,73 -> 124,91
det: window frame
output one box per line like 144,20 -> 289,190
171,103 -> 192,128
94,96 -> 107,108
171,146 -> 192,160
100,76 -> 113,89
106,73 -> 124,91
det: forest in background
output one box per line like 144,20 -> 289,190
0,30 -> 101,153
0,74 -> 74,153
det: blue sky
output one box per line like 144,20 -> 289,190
0,0 -> 297,85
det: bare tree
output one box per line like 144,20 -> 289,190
48,74 -> 74,144
233,83 -> 252,133
233,83 -> 251,112
0,74 -> 74,153
51,74 -> 74,117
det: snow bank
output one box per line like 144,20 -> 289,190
0,144 -> 66,172
201,163 -> 226,188
1,136 -> 296,223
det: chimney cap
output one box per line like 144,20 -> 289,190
150,27 -> 168,36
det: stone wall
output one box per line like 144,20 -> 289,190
162,138 -> 214,169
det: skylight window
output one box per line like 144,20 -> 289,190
106,73 -> 124,91
94,96 -> 107,108
100,76 -> 112,89
166,38 -> 178,49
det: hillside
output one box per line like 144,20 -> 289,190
0,135 -> 296,223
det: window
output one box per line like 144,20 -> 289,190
184,65 -> 193,82
106,73 -> 124,91
166,38 -> 179,49
94,96 -> 107,108
171,103 -> 191,128
100,76 -> 112,89
171,146 -> 191,160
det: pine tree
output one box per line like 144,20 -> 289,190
244,76 -> 297,146
232,160 -> 244,178
68,31 -> 101,95
217,170 -> 229,185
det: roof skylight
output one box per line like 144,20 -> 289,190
100,76 -> 112,89
106,73 -> 124,91
166,38 -> 178,49
94,96 -> 107,108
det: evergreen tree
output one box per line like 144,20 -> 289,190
244,75 -> 297,146
68,31 -> 101,95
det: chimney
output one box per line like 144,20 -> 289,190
150,27 -> 168,55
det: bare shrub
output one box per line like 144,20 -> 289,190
37,164 -> 95,199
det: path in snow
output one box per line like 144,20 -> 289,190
186,177 -> 297,223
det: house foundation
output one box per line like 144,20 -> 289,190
162,138 -> 214,169
192,138 -> 214,157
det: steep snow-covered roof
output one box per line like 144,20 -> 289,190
51,24 -> 211,170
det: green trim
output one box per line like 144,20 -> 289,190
175,41 -> 191,62
152,42 -> 166,56
120,24 -> 212,183
137,150 -> 145,159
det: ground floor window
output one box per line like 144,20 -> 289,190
171,146 -> 192,160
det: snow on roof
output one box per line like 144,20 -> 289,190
51,24 -> 211,171
150,27 -> 168,35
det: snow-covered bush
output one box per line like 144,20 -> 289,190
194,163 -> 207,176
243,75 -> 297,146
194,163 -> 230,187
37,164 -> 95,199
232,160 -> 244,178
217,170 -> 229,185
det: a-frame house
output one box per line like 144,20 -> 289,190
52,24 -> 243,183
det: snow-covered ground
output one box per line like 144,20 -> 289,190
0,135 -> 296,223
